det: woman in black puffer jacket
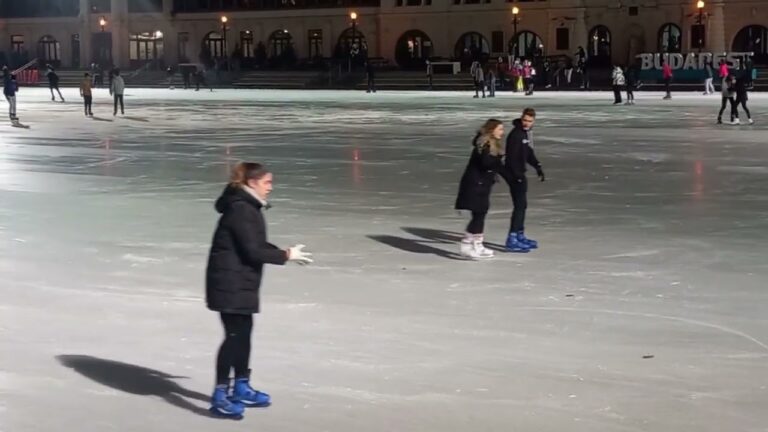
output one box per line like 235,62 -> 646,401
205,162 -> 313,418
455,119 -> 506,259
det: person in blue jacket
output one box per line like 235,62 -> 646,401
3,66 -> 19,121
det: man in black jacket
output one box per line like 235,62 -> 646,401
501,107 -> 545,252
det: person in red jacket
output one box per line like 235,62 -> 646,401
662,59 -> 673,100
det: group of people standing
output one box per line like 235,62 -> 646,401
471,59 -> 537,98
454,108 -> 545,258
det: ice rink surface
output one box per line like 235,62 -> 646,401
1,88 -> 768,432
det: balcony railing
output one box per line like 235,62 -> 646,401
173,0 -> 380,13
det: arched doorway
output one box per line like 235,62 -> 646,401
129,31 -> 164,69
38,35 -> 61,67
732,25 -> 768,65
395,30 -> 433,69
454,32 -> 489,65
508,31 -> 543,60
336,27 -> 367,59
588,25 -> 611,67
658,23 -> 681,53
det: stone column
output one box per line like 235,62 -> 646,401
111,0 -> 129,68
79,0 -> 92,67
573,7 -> 587,53
708,2 -> 726,53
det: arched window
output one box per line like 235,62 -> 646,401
204,32 -> 225,59
336,27 -> 367,57
268,30 -> 293,58
658,23 -> 682,53
395,30 -> 433,69
454,32 -> 490,64
508,31 -> 544,59
38,35 -> 61,63
732,25 -> 768,64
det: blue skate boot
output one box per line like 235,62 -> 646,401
209,385 -> 245,419
516,231 -> 538,249
505,233 -> 531,253
232,375 -> 271,408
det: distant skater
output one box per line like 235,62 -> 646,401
80,72 -> 93,116
47,65 -> 65,102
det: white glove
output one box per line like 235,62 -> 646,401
287,244 -> 313,265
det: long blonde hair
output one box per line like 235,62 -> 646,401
475,118 -> 504,156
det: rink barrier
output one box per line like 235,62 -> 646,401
16,69 -> 39,85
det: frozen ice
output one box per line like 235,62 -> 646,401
1,88 -> 768,431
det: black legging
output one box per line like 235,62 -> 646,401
474,80 -> 485,97
736,97 -> 751,119
664,78 -> 671,96
216,313 -> 253,385
718,96 -> 736,121
466,211 -> 487,234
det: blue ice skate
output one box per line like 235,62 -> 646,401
232,378 -> 271,408
516,231 -> 538,249
505,233 -> 531,253
209,385 -> 245,419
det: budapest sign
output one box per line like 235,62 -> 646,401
636,52 -> 754,70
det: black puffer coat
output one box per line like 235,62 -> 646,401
455,134 -> 504,213
206,185 -> 288,314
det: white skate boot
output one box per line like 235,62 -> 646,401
472,235 -> 494,259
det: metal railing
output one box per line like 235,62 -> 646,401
12,58 -> 39,75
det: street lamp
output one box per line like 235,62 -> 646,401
511,7 -> 520,58
99,16 -> 107,32
349,11 -> 358,72
696,1 -> 705,52
221,16 -> 229,71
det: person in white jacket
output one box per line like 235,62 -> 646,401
611,65 -> 625,105
110,69 -> 126,116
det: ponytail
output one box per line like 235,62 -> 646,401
229,162 -> 270,187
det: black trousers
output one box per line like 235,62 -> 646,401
613,85 -> 622,103
83,95 -> 92,114
626,88 -> 634,101
113,94 -> 124,114
474,80 -> 485,97
664,78 -> 671,96
718,96 -> 736,121
500,171 -> 528,234
466,211 -> 487,234
216,313 -> 253,385
367,75 -> 375,92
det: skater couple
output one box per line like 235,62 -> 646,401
455,107 -> 545,259
611,64 -> 638,105
205,162 -> 314,418
717,74 -> 753,125
3,66 -> 19,122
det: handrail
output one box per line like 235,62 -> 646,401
12,58 -> 39,75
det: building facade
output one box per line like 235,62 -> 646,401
0,0 -> 766,70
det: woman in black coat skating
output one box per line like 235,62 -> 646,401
455,118 -> 506,259
205,162 -> 313,418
